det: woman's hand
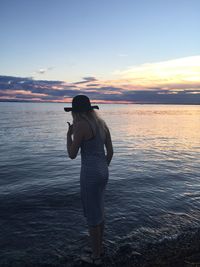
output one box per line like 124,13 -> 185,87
67,122 -> 73,136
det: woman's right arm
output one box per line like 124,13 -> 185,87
105,127 -> 113,166
67,121 -> 84,159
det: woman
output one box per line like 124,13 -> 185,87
64,95 -> 113,265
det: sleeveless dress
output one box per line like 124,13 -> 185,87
80,123 -> 109,227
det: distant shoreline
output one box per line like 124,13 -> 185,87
0,100 -> 199,105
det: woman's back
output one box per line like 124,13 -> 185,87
80,120 -> 107,165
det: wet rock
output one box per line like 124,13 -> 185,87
1,228 -> 200,267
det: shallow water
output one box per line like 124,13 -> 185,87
0,102 -> 200,265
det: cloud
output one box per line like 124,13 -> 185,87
36,66 -> 54,75
112,56 -> 200,89
83,77 -> 97,82
0,56 -> 200,104
86,83 -> 100,87
38,69 -> 46,74
74,76 -> 97,85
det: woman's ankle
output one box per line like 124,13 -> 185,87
92,253 -> 101,259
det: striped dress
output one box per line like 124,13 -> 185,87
80,124 -> 109,227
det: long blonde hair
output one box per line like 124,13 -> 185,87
72,110 -> 108,141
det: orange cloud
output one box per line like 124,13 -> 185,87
107,56 -> 200,90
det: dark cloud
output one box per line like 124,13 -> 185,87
0,76 -> 64,91
83,77 -> 97,82
119,90 -> 200,104
74,76 -> 97,85
0,75 -> 31,83
77,87 -> 200,104
87,83 -> 100,87
0,75 -> 199,104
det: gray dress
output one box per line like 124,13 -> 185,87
80,122 -> 109,227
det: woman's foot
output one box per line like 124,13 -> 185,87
81,254 -> 102,265
83,246 -> 105,256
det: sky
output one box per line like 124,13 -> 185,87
0,0 -> 200,104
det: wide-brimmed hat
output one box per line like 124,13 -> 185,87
64,95 -> 99,112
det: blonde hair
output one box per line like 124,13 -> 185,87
72,110 -> 108,141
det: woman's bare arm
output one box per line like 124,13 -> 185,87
105,127 -> 113,166
67,122 -> 84,159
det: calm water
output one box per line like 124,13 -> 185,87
0,102 -> 200,265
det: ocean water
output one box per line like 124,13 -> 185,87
0,102 -> 200,265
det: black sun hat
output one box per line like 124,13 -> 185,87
64,95 -> 99,112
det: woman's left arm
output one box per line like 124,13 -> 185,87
67,122 -> 84,159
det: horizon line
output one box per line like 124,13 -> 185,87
0,99 -> 199,105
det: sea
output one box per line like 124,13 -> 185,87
0,102 -> 200,266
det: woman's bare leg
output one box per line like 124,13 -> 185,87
100,220 -> 104,253
88,220 -> 105,258
89,225 -> 101,258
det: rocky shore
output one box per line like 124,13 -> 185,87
77,228 -> 200,267
1,228 -> 200,267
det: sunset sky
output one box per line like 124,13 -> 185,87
0,0 -> 200,104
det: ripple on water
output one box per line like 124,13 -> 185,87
0,103 -> 200,265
